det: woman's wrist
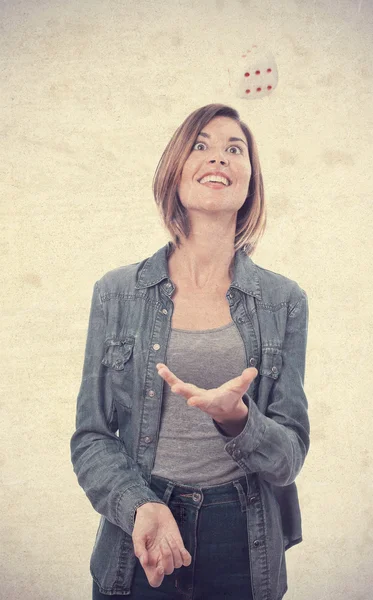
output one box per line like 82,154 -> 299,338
214,402 -> 249,436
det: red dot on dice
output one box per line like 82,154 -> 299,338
257,88 -> 261,92
267,68 -> 272,73
267,85 -> 272,90
244,72 -> 250,77
255,70 -> 260,75
245,89 -> 251,94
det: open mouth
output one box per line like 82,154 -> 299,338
197,176 -> 232,187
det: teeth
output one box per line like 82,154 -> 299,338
199,175 -> 230,186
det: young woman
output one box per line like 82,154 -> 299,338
70,103 -> 310,600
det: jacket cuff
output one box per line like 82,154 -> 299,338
213,393 -> 267,452
116,484 -> 167,536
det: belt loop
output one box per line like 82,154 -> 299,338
162,481 -> 175,505
232,480 -> 249,513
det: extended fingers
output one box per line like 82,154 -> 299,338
156,365 -> 194,395
156,364 -> 179,385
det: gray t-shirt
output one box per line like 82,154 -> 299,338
152,320 -> 249,486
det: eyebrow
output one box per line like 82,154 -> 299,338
197,131 -> 248,148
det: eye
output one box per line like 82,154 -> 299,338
193,142 -> 206,151
228,145 -> 243,154
192,142 -> 244,154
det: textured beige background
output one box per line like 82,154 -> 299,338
1,0 -> 373,598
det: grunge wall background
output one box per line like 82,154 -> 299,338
1,0 -> 372,598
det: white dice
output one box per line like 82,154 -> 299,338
229,45 -> 279,100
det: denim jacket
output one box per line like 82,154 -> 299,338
70,241 -> 310,599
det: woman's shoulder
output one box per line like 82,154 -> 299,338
252,260 -> 307,309
95,257 -> 147,295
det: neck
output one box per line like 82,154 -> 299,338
169,238 -> 236,290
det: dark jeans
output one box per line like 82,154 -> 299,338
92,473 -> 254,600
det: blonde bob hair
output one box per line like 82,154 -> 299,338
152,103 -> 266,256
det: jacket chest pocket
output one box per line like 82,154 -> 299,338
259,347 -> 283,380
101,337 -> 135,370
256,347 -> 283,413
101,337 -> 135,410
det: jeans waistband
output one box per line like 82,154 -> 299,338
149,473 -> 257,510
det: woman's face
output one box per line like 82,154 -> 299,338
177,116 -> 252,214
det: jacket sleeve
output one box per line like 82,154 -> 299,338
213,288 -> 310,487
70,281 -> 166,536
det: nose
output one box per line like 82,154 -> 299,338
209,157 -> 228,165
207,147 -> 228,166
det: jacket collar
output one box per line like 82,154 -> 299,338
136,242 -> 262,300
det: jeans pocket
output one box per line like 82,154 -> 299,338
169,502 -> 188,527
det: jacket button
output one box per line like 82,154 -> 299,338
249,357 -> 256,366
249,496 -> 256,504
253,540 -> 261,548
271,366 -> 278,374
148,390 -> 155,397
153,344 -> 160,350
144,436 -> 152,443
162,309 -> 168,314
233,449 -> 241,459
